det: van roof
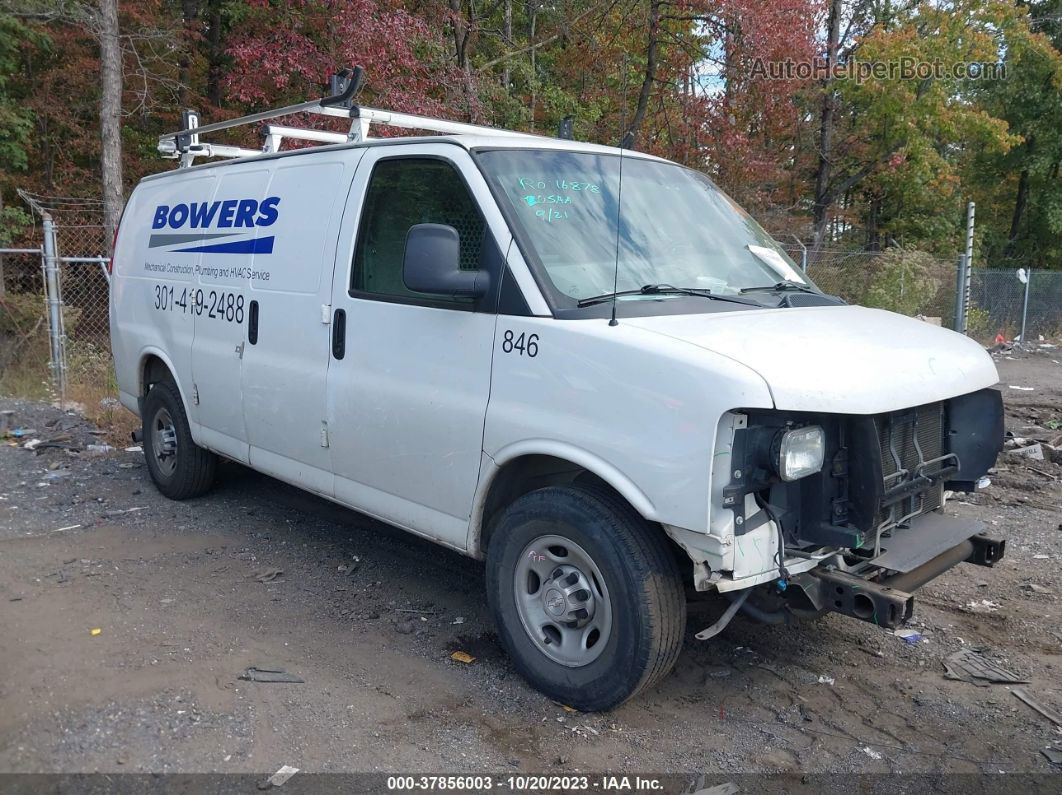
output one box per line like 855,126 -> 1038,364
142,133 -> 670,183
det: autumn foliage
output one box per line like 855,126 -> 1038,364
2,0 -> 1061,267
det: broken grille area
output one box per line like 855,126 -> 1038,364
874,402 -> 951,532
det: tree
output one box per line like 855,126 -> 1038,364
97,0 -> 122,237
9,1 -> 125,237
970,0 -> 1062,266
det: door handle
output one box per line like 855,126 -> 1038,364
248,300 -> 259,345
332,308 -> 346,359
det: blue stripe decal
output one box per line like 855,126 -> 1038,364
173,236 -> 274,254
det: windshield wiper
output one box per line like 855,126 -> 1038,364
739,280 -> 818,295
577,283 -> 761,308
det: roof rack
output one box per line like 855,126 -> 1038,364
158,66 -> 539,168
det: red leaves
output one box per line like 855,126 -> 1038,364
223,0 -> 470,120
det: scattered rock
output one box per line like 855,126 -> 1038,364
1021,583 -> 1053,595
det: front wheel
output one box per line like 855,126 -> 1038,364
142,379 -> 217,500
486,486 -> 686,711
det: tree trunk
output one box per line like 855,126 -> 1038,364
205,0 -> 224,106
623,0 -> 661,148
812,0 -> 842,250
98,0 -> 124,241
502,0 -> 512,90
1005,168 -> 1030,257
449,0 -> 470,71
528,4 -> 537,129
865,192 -> 882,251
178,0 -> 200,107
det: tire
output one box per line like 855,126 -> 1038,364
142,379 -> 217,500
486,485 -> 686,711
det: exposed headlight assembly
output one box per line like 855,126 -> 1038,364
776,425 -> 825,481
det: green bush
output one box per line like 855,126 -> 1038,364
842,249 -> 950,317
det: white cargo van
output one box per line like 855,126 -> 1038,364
110,73 -> 1005,710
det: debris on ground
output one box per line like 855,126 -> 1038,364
692,784 -> 739,795
102,507 -> 147,517
817,675 -> 835,685
893,628 -> 922,645
252,567 -> 283,583
261,764 -> 299,788
1020,583 -> 1054,595
942,649 -> 1028,686
450,651 -> 475,664
1004,442 -> 1044,461
238,666 -> 305,684
1012,688 -> 1062,727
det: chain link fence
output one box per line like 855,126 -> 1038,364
781,246 -> 960,326
0,249 -> 51,395
1,192 -> 112,410
20,192 -> 112,342
969,269 -> 1062,342
780,245 -> 1062,342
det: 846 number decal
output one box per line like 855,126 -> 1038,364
502,330 -> 538,357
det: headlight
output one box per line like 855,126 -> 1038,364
777,425 -> 825,481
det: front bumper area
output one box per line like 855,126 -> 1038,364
757,513 -> 1005,630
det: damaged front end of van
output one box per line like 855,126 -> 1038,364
667,383 -> 1005,637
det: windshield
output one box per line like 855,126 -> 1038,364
477,149 -> 812,303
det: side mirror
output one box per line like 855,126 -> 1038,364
402,224 -> 488,298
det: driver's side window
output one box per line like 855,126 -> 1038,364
351,157 -> 485,302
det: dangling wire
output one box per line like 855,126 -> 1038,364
756,495 -> 791,584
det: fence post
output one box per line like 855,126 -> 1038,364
790,234 -> 808,271
954,253 -> 968,333
1020,269 -> 1032,345
41,212 -> 66,408
961,202 -> 976,334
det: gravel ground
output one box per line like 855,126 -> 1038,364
1,352 -> 1060,785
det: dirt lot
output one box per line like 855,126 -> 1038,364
1,351 -> 1061,785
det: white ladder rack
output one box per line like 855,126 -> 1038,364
158,67 -> 539,168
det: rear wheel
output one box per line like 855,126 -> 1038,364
486,485 -> 686,711
142,379 -> 216,500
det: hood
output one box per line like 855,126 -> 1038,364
626,304 -> 999,414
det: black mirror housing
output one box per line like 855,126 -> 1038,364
402,224 -> 488,298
